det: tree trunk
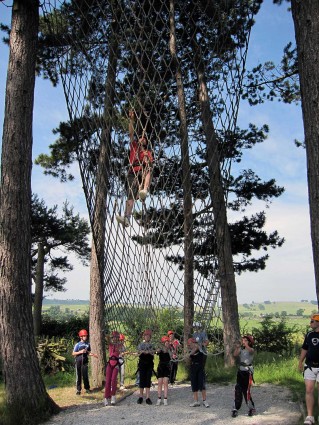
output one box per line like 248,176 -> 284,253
89,241 -> 106,388
33,241 -> 45,337
291,0 -> 319,307
87,0 -> 120,386
0,1 -> 59,422
191,38 -> 240,367
169,0 -> 194,353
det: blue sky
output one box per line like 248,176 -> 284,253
0,2 -> 315,303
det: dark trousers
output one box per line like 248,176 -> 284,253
75,359 -> 90,392
169,361 -> 178,384
234,370 -> 254,410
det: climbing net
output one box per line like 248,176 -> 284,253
41,0 -> 258,356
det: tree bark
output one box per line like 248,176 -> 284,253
33,241 -> 45,337
0,1 -> 59,421
169,0 -> 194,353
291,0 -> 319,307
191,39 -> 240,367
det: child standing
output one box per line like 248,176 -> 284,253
104,331 -> 121,406
167,330 -> 180,386
232,335 -> 256,417
119,333 -> 127,390
137,329 -> 155,405
156,336 -> 171,406
72,329 -> 98,395
187,337 -> 210,408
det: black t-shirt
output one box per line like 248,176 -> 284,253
302,331 -> 319,366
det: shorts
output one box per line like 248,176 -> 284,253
157,363 -> 170,379
139,366 -> 153,389
304,366 -> 319,381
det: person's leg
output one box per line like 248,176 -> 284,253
82,362 -> 90,391
305,379 -> 316,417
104,363 -> 112,399
119,361 -> 125,387
157,377 -> 163,398
111,367 -> 119,396
163,377 -> 169,399
75,361 -> 82,393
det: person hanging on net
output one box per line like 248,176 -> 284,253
116,109 -> 154,227
231,335 -> 256,418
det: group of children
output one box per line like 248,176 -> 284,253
72,327 -> 256,417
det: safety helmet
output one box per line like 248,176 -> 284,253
161,336 -> 169,343
111,331 -> 120,338
311,313 -> 319,322
167,330 -> 174,336
187,337 -> 196,345
143,329 -> 152,336
119,333 -> 125,341
193,321 -> 202,328
78,329 -> 88,337
243,335 -> 254,346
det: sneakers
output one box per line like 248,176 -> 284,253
248,408 -> 256,417
120,385 -> 126,390
145,398 -> 152,405
116,215 -> 130,227
163,398 -> 168,406
137,397 -> 143,404
156,398 -> 161,406
189,401 -> 200,407
304,417 -> 315,425
76,390 -> 81,395
104,398 -> 110,406
111,395 -> 116,405
139,189 -> 148,201
203,400 -> 210,408
232,409 -> 238,417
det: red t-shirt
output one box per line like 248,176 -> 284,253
129,140 -> 153,172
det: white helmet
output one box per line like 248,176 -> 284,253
193,321 -> 202,328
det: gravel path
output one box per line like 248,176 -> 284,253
44,383 -> 302,425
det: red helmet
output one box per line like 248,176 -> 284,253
161,336 -> 169,343
243,335 -> 254,346
111,331 -> 120,338
119,333 -> 125,341
78,329 -> 88,337
167,330 -> 174,336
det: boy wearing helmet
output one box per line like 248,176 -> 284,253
298,313 -> 319,425
155,336 -> 171,406
137,329 -> 155,405
187,337 -> 210,408
72,329 -> 98,395
232,335 -> 256,417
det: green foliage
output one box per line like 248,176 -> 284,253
41,313 -> 89,338
252,316 -> 297,355
37,337 -> 69,374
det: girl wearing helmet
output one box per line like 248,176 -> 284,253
155,336 -> 171,406
232,335 -> 256,417
104,331 -> 121,406
72,330 -> 98,395
167,330 -> 180,386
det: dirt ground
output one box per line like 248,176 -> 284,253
43,382 -> 303,425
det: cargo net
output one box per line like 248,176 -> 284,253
41,0 -> 256,357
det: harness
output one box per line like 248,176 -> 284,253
107,355 -> 123,367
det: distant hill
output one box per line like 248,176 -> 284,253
43,299 -> 89,305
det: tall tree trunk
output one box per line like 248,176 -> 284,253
89,240 -> 106,387
291,0 -> 319,307
191,39 -> 240,367
88,0 -> 120,387
169,0 -> 194,353
33,241 -> 45,337
0,1 -> 59,422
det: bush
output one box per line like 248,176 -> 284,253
41,313 -> 89,338
252,316 -> 297,355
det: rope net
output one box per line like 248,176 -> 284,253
41,0 -> 257,355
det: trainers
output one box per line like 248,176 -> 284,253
111,395 -> 116,405
139,189 -> 148,201
189,401 -> 200,407
116,215 -> 130,227
232,409 -> 238,417
156,398 -> 161,406
304,417 -> 315,425
203,400 -> 210,408
104,398 -> 109,406
145,398 -> 152,405
76,390 -> 81,395
163,398 -> 168,406
120,385 -> 126,390
248,408 -> 256,416
137,397 -> 143,404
